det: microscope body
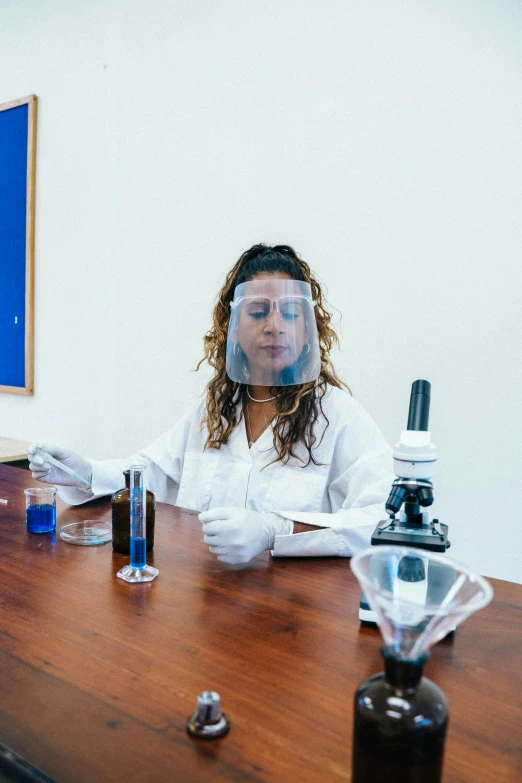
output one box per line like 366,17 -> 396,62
359,381 -> 452,624
371,429 -> 450,553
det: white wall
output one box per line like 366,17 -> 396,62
1,0 -> 521,583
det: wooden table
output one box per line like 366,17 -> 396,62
0,437 -> 30,463
0,464 -> 520,783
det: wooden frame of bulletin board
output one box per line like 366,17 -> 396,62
0,94 -> 37,395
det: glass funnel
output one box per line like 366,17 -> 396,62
351,545 -> 493,659
350,546 -> 493,783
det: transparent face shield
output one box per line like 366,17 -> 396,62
226,279 -> 321,386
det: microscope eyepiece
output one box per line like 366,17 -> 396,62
407,379 -> 431,432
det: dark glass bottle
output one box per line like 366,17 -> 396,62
111,470 -> 156,554
352,647 -> 448,783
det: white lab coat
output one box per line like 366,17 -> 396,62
59,385 -> 394,557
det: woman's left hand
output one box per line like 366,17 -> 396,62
199,507 -> 293,564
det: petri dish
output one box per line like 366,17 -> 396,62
60,520 -> 112,546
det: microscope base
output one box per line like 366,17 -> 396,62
358,549 -> 457,633
359,605 -> 456,634
359,594 -> 376,623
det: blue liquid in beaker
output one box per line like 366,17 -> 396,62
130,537 -> 147,569
26,504 -> 56,533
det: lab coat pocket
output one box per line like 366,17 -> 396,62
264,468 -> 326,514
177,452 -> 217,511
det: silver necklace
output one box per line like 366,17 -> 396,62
245,402 -> 272,448
247,387 -> 277,403
246,404 -> 255,448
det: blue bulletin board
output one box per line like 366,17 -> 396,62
0,95 -> 37,395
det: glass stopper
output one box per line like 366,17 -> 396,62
186,691 -> 230,739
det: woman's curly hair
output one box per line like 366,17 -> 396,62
197,244 -> 349,466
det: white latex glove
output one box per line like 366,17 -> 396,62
199,507 -> 294,564
27,443 -> 92,489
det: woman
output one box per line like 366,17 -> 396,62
29,244 -> 393,564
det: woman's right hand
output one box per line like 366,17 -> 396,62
27,443 -> 93,488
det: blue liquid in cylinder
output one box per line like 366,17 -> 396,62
26,504 -> 56,533
130,537 -> 147,569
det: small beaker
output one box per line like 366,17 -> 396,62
24,487 -> 57,533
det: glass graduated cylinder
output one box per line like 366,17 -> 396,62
111,470 -> 155,554
116,465 -> 159,584
130,537 -> 147,569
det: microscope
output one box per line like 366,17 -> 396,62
359,379 -> 452,623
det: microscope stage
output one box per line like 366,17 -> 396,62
371,522 -> 450,552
